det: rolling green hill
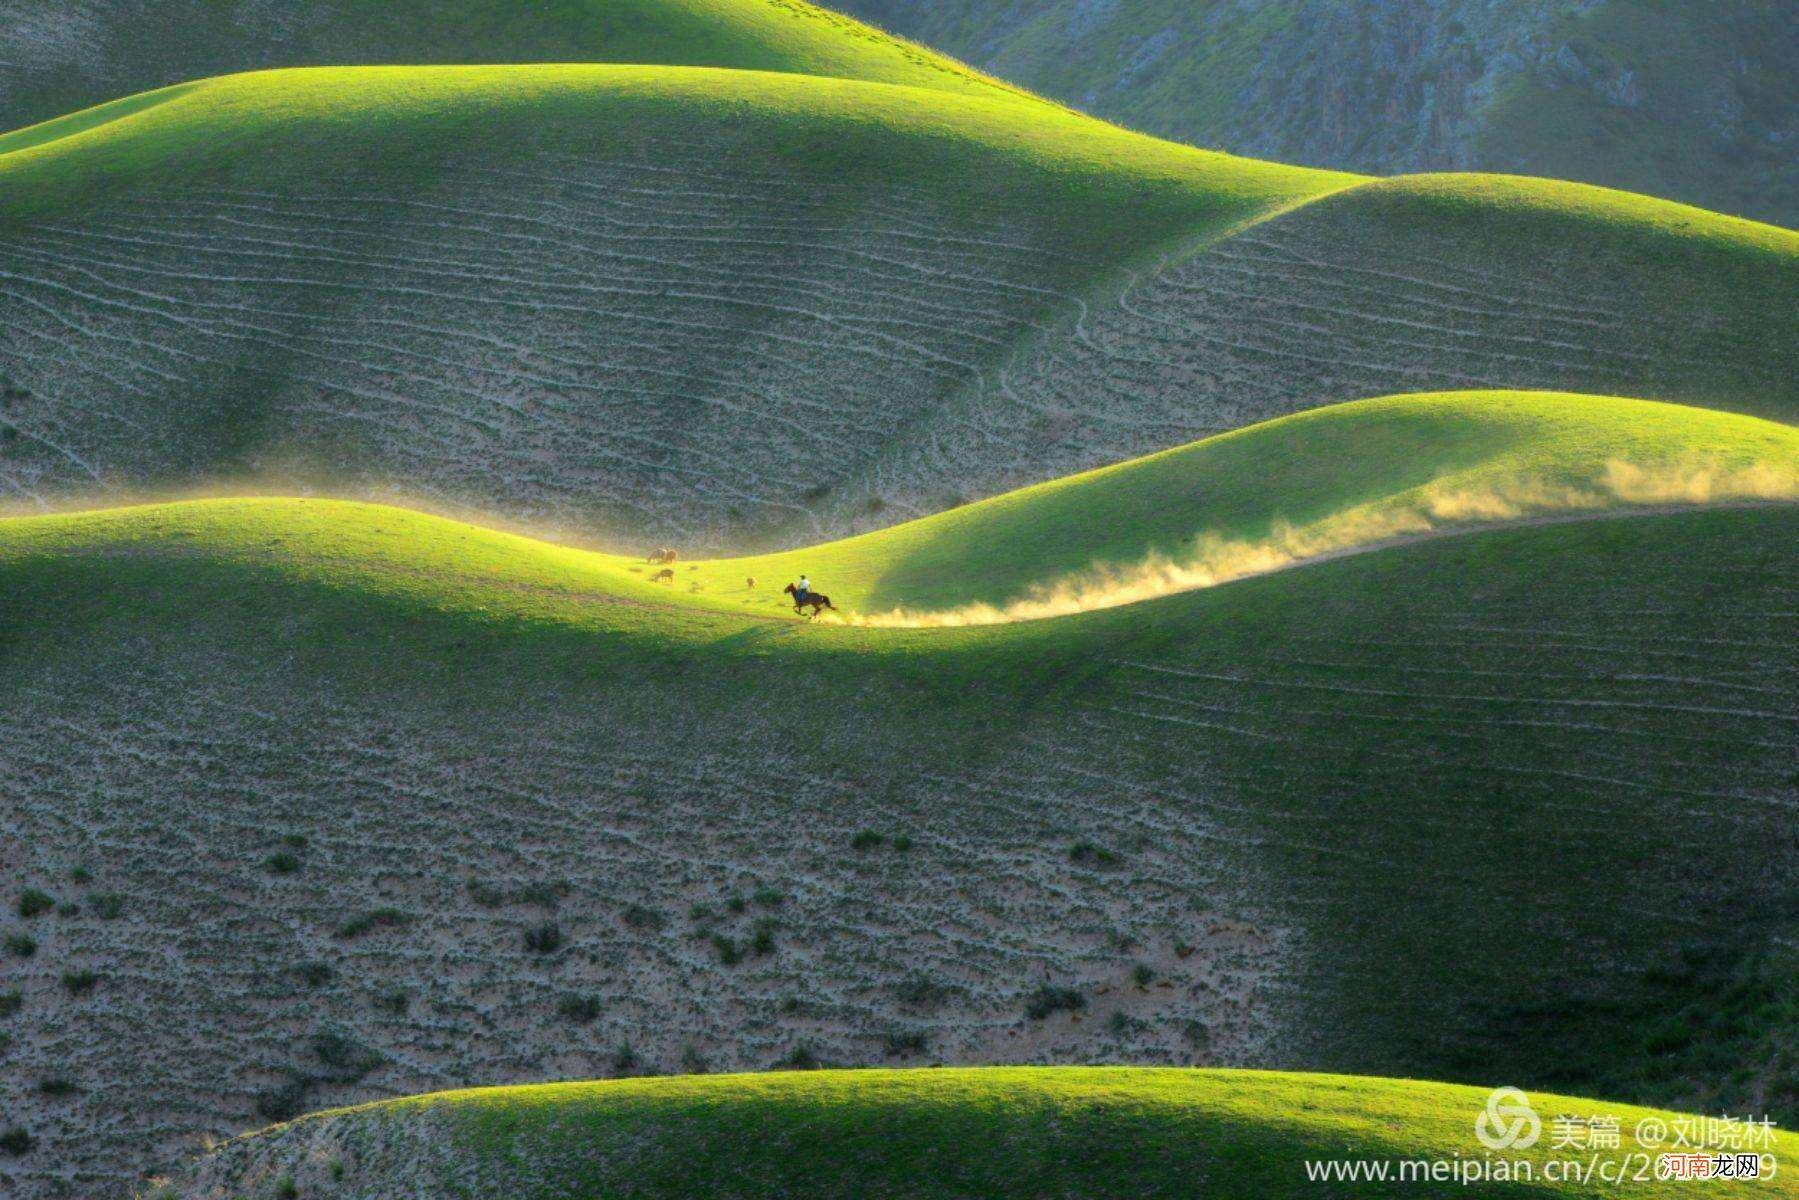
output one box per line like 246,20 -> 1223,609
0,0 -> 1029,136
173,1068 -> 1799,1197
1,66 -> 1792,552
3,393 -> 1794,1191
837,0 -> 1799,228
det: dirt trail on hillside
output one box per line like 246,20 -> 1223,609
825,463 -> 1798,629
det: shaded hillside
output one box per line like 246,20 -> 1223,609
839,0 -> 1799,227
2,394 -> 1794,1192
1,68 -> 1792,551
174,1069 -> 1799,1198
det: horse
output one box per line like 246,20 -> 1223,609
783,582 -> 835,617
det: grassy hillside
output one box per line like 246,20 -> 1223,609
0,64 -> 1360,547
175,1068 -> 1799,1197
837,0 -> 1799,227
0,0 -> 1030,135
1,68 -> 1792,551
2,394 -> 1794,1190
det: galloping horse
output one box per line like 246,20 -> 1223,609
783,582 -> 836,618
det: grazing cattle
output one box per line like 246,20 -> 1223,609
651,568 -> 675,583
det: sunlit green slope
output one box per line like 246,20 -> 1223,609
9,390 -> 1783,626
0,0 -> 1033,136
1,66 -> 1793,547
177,1068 -> 1798,1198
0,64 -> 1339,231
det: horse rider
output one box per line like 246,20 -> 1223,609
795,574 -> 812,605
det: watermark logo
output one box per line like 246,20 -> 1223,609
1476,1086 -> 1542,1150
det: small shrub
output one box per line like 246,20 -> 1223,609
17,889 -> 53,918
776,1044 -> 822,1070
1023,984 -> 1085,1021
263,852 -> 300,875
0,1126 -> 31,1155
38,1077 -> 76,1097
280,834 -> 308,850
331,1160 -> 346,1181
621,903 -> 666,931
375,989 -> 409,1016
0,990 -> 20,1017
523,921 -> 563,954
1068,841 -> 1120,868
612,1042 -> 639,1073
514,879 -> 571,909
57,901 -> 80,917
751,922 -> 777,957
893,975 -> 955,1008
295,961 -> 334,988
849,829 -> 886,851
273,1175 -> 298,1200
687,902 -> 716,923
467,880 -> 507,907
91,893 -> 125,920
62,970 -> 99,996
311,1031 -> 382,1081
883,1029 -> 928,1057
69,867 -> 92,885
725,895 -> 747,914
712,934 -> 743,965
255,1076 -> 309,1121
335,907 -> 408,939
1131,963 -> 1155,989
891,834 -> 914,852
751,887 -> 784,908
4,934 -> 35,958
559,995 -> 602,1024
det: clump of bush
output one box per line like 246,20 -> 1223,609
311,1031 -> 382,1081
295,961 -> 334,988
263,851 -> 301,875
883,1029 -> 928,1057
775,1044 -> 822,1070
0,990 -> 20,1017
712,934 -> 743,966
335,907 -> 409,939
621,903 -> 666,931
91,893 -> 125,920
751,921 -> 777,957
0,1126 -> 31,1155
523,921 -> 563,954
1023,984 -> 1085,1020
892,975 -> 957,1008
17,889 -> 53,919
1068,841 -> 1120,868
37,1078 -> 76,1097
559,995 -> 601,1024
752,887 -> 785,908
4,934 -> 35,958
61,970 -> 99,996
